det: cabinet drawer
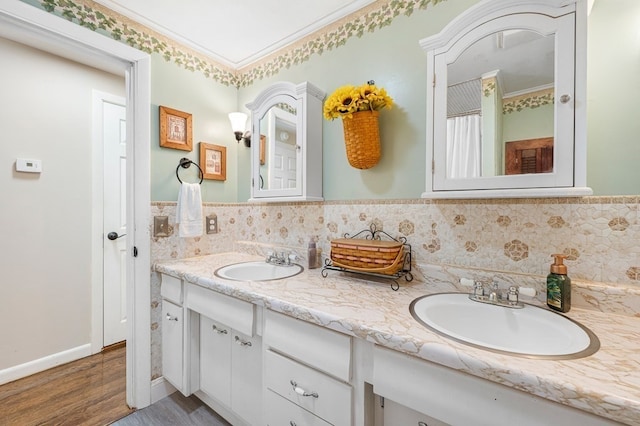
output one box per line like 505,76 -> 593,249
264,310 -> 351,381
186,284 -> 255,336
160,274 -> 182,304
265,389 -> 332,426
265,350 -> 352,426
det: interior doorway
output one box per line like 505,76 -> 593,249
0,1 -> 152,409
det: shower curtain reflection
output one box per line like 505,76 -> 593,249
446,114 -> 481,178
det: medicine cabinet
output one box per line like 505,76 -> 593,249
246,81 -> 325,202
421,0 -> 593,198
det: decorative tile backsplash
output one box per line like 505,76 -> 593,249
151,197 -> 640,287
150,197 -> 640,379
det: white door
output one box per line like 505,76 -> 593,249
103,98 -> 127,347
271,141 -> 297,189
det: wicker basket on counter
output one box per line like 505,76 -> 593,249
330,238 -> 404,275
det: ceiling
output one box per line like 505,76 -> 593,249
94,0 -> 375,69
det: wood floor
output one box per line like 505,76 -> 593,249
0,345 -> 230,426
0,345 -> 133,426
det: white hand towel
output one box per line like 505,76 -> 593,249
176,182 -> 203,237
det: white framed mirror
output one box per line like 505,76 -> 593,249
246,81 -> 325,202
421,0 -> 593,198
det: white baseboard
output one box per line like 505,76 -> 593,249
0,344 -> 92,386
151,377 -> 177,404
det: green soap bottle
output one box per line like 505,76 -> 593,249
547,254 -> 571,313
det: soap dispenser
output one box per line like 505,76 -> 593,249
547,254 -> 571,313
307,240 -> 320,269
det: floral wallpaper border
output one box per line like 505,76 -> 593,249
503,87 -> 554,114
482,76 -> 497,97
25,0 -> 448,87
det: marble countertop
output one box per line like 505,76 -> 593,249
155,252 -> 640,425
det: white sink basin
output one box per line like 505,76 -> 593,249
214,261 -> 303,281
410,293 -> 599,359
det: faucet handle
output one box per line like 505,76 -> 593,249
473,282 -> 485,297
507,286 -> 519,305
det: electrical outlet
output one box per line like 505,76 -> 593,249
154,216 -> 170,237
206,214 -> 218,234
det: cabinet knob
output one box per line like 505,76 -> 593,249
234,335 -> 252,347
559,94 -> 571,104
212,324 -> 228,335
290,380 -> 318,398
165,313 -> 178,322
289,422 -> 297,426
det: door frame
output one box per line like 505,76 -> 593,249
0,1 -> 152,409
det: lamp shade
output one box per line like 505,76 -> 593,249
228,112 -> 248,133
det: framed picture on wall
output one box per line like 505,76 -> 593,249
159,105 -> 193,151
259,134 -> 266,165
199,142 -> 226,181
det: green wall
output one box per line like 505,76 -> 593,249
586,0 -> 640,196
150,55 -> 239,202
237,0 -> 478,201
502,104 -> 554,142
147,0 -> 639,201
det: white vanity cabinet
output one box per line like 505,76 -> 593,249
263,310 -> 353,426
187,284 -> 262,426
373,346 -> 618,426
160,274 -> 190,395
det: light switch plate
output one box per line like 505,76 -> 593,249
206,214 -> 218,234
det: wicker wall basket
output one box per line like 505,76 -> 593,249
330,238 -> 404,276
342,110 -> 381,169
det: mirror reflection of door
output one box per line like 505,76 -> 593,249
263,106 -> 297,190
505,137 -> 553,175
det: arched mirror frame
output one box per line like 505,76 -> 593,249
420,0 -> 592,199
246,81 -> 325,202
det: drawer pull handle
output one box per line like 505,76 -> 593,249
289,422 -> 297,426
165,313 -> 178,322
212,324 -> 228,334
234,336 -> 252,346
290,380 -> 318,398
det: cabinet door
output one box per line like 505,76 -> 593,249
161,300 -> 183,392
231,330 -> 262,426
200,316 -> 231,406
383,398 -> 449,426
265,389 -> 332,426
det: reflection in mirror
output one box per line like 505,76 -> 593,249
446,30 -> 555,178
258,103 -> 298,191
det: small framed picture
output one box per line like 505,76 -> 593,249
199,142 -> 226,181
159,106 -> 192,151
259,134 -> 266,165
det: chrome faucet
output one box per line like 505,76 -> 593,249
469,281 -> 524,309
265,250 -> 300,266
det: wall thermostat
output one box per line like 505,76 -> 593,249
16,158 -> 42,173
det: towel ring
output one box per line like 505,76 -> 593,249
176,157 -> 203,184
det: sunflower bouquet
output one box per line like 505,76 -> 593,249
323,82 -> 394,120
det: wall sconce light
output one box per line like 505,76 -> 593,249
228,112 -> 251,147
